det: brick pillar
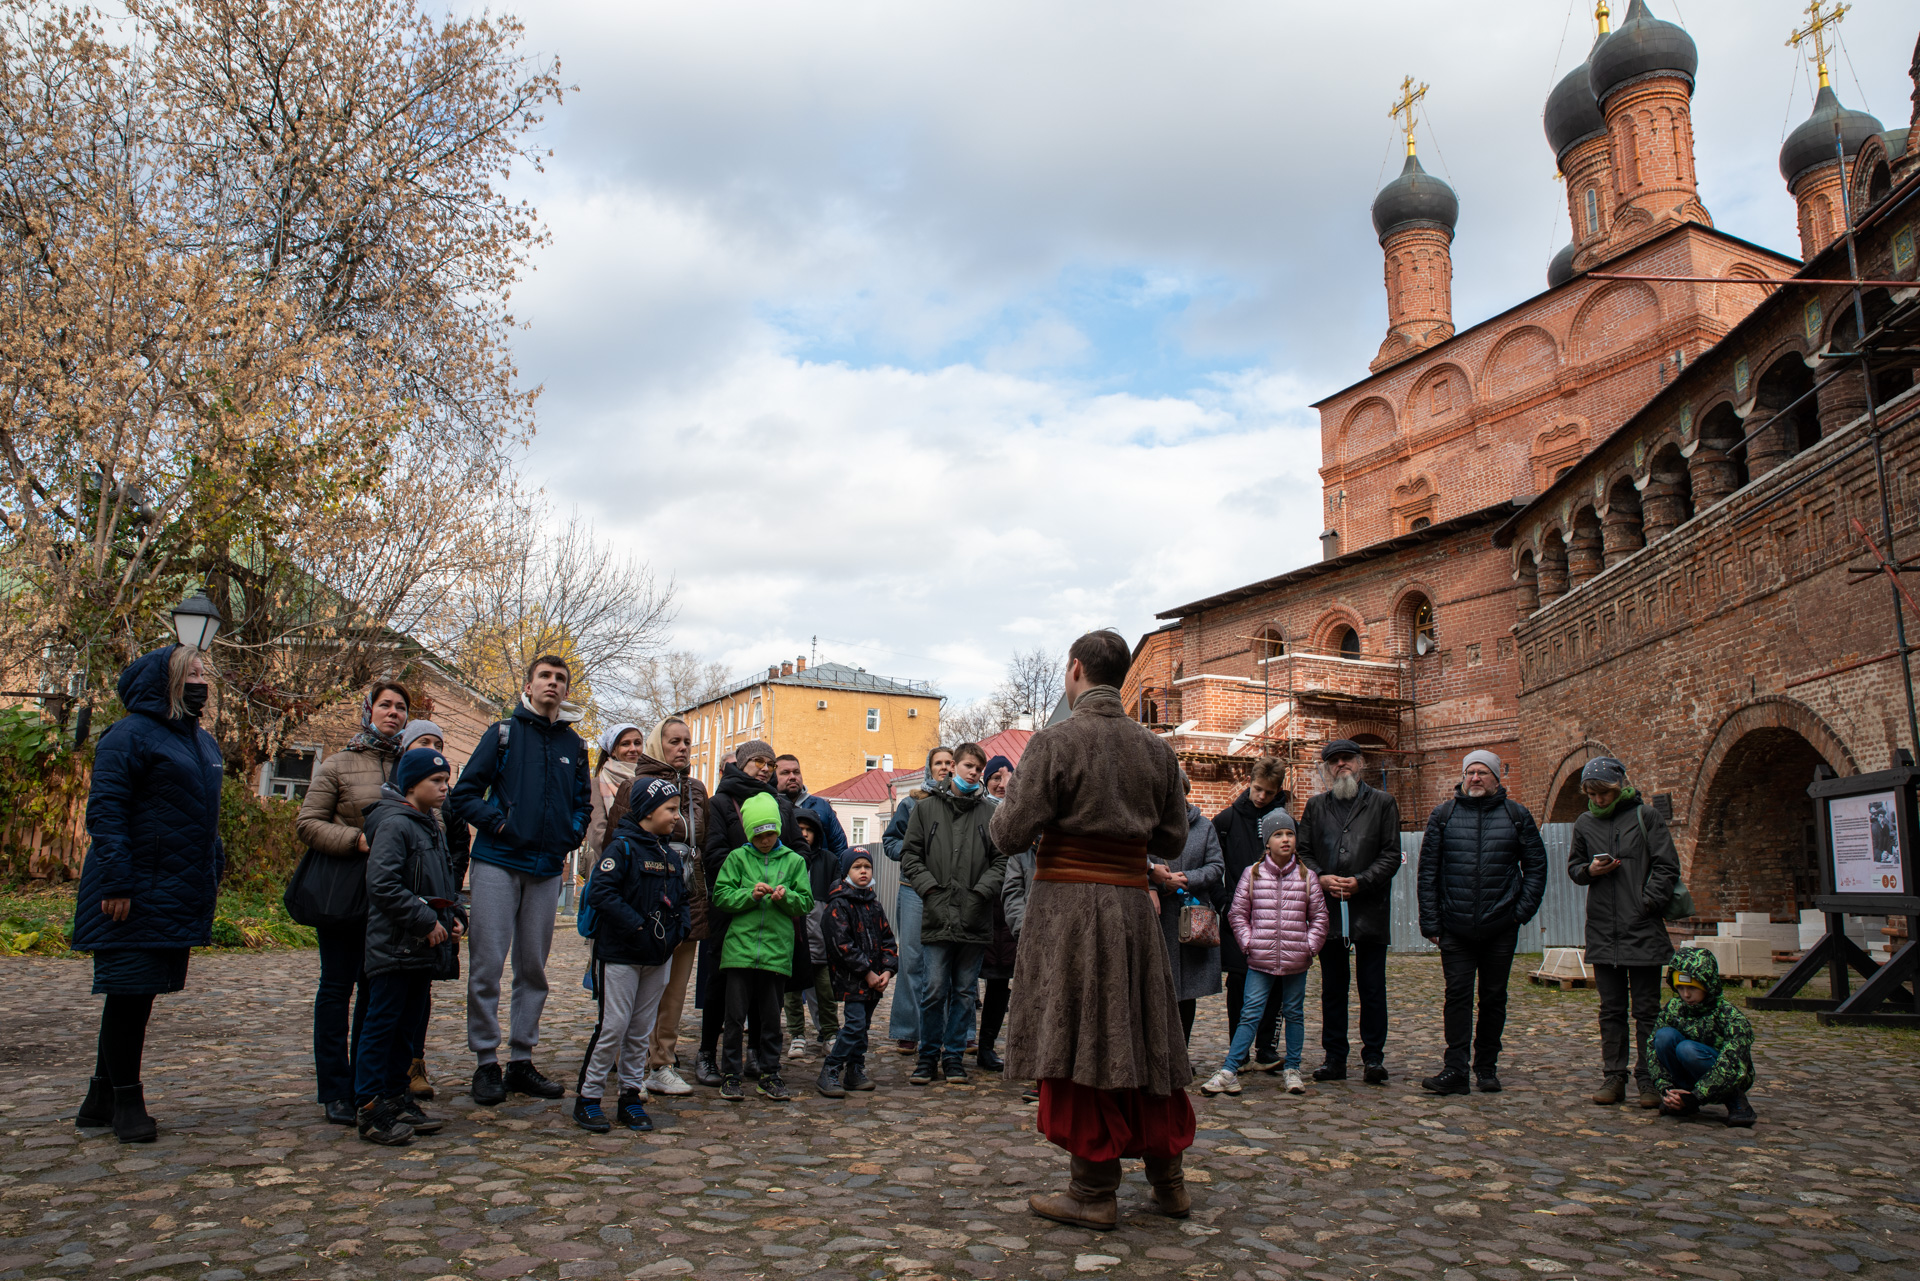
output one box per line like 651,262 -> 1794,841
1567,517 -> 1604,587
1690,441 -> 1740,509
1745,414 -> 1792,477
1641,470 -> 1690,542
1817,364 -> 1871,437
1514,557 -> 1539,622
1602,504 -> 1646,566
1537,539 -> 1569,608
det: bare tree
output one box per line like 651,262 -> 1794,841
434,504 -> 677,717
619,650 -> 733,731
940,697 -> 1006,746
995,647 -> 1065,726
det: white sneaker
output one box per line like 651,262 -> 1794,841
787,1036 -> 809,1060
1200,1068 -> 1241,1096
645,1066 -> 693,1096
1283,1068 -> 1306,1094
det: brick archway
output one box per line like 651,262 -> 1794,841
1683,698 -> 1858,918
1542,740 -> 1614,823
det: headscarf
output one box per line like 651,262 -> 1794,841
598,722 -> 641,758
347,689 -> 406,757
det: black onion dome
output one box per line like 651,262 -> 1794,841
1544,32 -> 1609,162
1779,85 -> 1885,185
1548,242 -> 1578,289
1590,0 -> 1697,106
1371,152 -> 1459,242
1888,128 -> 1912,162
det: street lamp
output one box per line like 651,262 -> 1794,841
171,589 -> 222,651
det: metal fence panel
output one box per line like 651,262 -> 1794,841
1388,823 -> 1586,954
867,843 -> 901,931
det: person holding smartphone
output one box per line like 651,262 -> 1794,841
1567,755 -> 1679,1109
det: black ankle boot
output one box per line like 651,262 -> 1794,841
77,1076 -> 113,1129
111,1084 -> 157,1144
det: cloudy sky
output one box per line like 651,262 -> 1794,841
488,0 -> 1917,704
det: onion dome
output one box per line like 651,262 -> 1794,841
1888,128 -> 1912,162
1779,85 -> 1885,185
1544,33 -> 1609,162
1371,152 -> 1459,243
1589,0 -> 1697,107
1548,242 -> 1578,289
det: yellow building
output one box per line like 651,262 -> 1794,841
682,657 -> 942,794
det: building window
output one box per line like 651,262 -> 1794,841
753,698 -> 762,727
866,708 -> 880,731
263,745 -> 320,800
1584,188 -> 1599,236
850,818 -> 867,843
865,755 -> 880,771
1409,516 -> 1431,531
1334,626 -> 1361,658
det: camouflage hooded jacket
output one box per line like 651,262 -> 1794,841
1649,947 -> 1755,1103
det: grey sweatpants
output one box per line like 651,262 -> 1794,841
580,960 -> 673,1098
466,861 -> 561,1065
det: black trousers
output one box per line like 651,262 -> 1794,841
721,969 -> 785,1078
313,922 -> 369,1105
979,977 -> 1011,1054
1225,968 -> 1282,1061
1318,939 -> 1389,1067
1439,927 -> 1518,1074
94,994 -> 155,1086
1594,963 -> 1663,1085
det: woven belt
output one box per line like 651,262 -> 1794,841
1033,826 -> 1151,888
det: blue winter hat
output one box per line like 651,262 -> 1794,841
396,748 -> 451,796
981,755 -> 1013,783
839,846 -> 875,879
630,776 -> 681,823
1581,756 -> 1628,787
1259,809 -> 1296,844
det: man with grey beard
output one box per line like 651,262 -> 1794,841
1415,751 -> 1547,1096
1296,740 -> 1402,1084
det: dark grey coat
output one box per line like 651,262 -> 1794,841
1568,794 -> 1679,967
1297,781 -> 1403,945
1152,804 -> 1225,1002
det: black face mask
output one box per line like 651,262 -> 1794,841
182,683 -> 208,717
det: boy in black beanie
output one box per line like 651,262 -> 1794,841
817,848 -> 898,1097
575,778 -> 692,1133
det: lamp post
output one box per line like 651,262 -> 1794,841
171,589 -> 222,651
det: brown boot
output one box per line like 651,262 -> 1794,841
408,1058 -> 434,1101
1636,1080 -> 1662,1110
1591,1074 -> 1628,1105
1029,1156 -> 1120,1230
1144,1153 -> 1190,1218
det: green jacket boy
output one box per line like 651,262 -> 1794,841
712,792 -> 813,975
1649,947 -> 1755,1115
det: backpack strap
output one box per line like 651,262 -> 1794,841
1437,799 -> 1456,828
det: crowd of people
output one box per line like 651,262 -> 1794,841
67,631 -> 1759,1221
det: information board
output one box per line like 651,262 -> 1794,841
1829,789 -> 1907,894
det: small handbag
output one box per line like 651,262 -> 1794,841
1177,890 -> 1220,947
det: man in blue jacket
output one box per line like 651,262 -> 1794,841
776,754 -> 849,855
449,654 -> 592,1106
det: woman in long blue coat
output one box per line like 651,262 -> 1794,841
71,645 -> 225,1142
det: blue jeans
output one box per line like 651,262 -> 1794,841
887,884 -> 925,1041
828,996 -> 876,1068
1224,969 -> 1307,1073
1653,1027 -> 1720,1092
355,971 -> 431,1106
918,942 -> 985,1061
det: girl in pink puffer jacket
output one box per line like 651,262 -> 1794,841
1202,810 -> 1328,1097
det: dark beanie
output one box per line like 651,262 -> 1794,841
839,846 -> 874,880
1580,756 -> 1628,787
396,748 -> 451,796
981,754 -> 1013,782
630,776 -> 681,823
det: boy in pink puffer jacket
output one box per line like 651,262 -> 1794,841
1202,810 -> 1328,1097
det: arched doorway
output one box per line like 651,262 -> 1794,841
1549,775 -> 1589,823
1688,702 -> 1855,919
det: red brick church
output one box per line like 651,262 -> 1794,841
1126,0 -> 1920,930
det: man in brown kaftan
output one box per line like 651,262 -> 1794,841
988,630 -> 1197,1230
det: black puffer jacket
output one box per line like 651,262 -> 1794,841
703,763 -> 803,874
1297,780 -> 1403,945
1569,791 -> 1679,967
1212,787 -> 1290,972
362,789 -> 464,979
1416,786 -> 1548,941
587,816 -> 691,968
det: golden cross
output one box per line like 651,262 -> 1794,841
1389,76 -> 1428,157
1595,2 -> 1610,36
1788,0 -> 1849,89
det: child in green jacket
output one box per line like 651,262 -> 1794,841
1651,947 -> 1756,1128
711,792 -> 813,1101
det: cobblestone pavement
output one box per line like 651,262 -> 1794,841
5,934 -> 1920,1281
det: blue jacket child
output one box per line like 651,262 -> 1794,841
587,781 -> 694,967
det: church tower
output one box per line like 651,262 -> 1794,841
1586,0 -> 1709,259
1370,80 -> 1459,373
1545,5 -> 1616,283
1780,2 -> 1883,261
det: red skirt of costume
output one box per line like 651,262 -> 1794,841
1037,1079 -> 1195,1161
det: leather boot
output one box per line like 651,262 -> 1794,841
111,1084 -> 157,1144
1144,1152 -> 1191,1218
408,1057 -> 434,1100
76,1076 -> 113,1129
1028,1156 -> 1120,1230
